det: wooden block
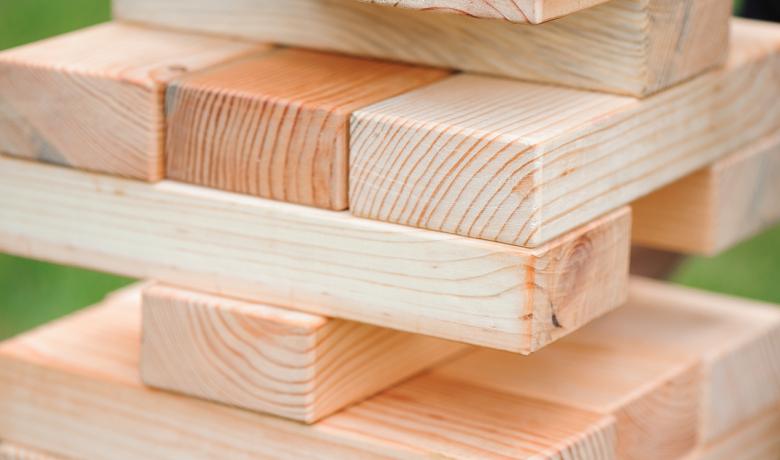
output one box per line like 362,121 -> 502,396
632,133 -> 780,255
431,277 -> 780,458
166,49 -> 448,210
684,409 -> 780,460
0,290 -> 618,459
357,0 -> 609,23
0,443 -> 62,460
0,156 -> 631,353
112,0 -> 730,96
349,19 -> 780,248
0,23 -> 262,180
141,284 -> 466,422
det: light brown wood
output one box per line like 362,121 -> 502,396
0,156 -> 631,353
166,49 -> 448,210
0,443 -> 63,460
113,0 -> 730,96
349,19 -> 780,248
632,133 -> 780,255
357,0 -> 609,23
431,277 -> 780,459
0,290 -> 617,460
141,284 -> 466,422
0,22 -> 261,180
685,409 -> 780,460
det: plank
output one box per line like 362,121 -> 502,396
0,156 -> 631,353
432,277 -> 780,458
356,0 -> 609,23
166,49 -> 448,210
349,19 -> 780,248
684,409 -> 780,460
0,290 -> 617,460
141,284 -> 467,422
0,443 -> 63,460
0,23 -> 261,180
112,0 -> 730,96
632,132 -> 780,255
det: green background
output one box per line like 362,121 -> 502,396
0,0 -> 777,340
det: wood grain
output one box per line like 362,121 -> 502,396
0,156 -> 631,352
166,49 -> 448,210
349,18 -> 780,248
0,443 -> 63,460
113,0 -> 729,96
0,22 -> 261,180
357,0 -> 609,23
632,133 -> 780,255
0,290 -> 617,460
432,277 -> 780,459
684,409 -> 780,460
141,284 -> 466,422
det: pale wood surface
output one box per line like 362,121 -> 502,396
432,277 -> 780,458
142,284 -> 466,422
0,443 -> 63,460
113,0 -> 729,96
166,49 -> 448,210
0,291 -> 617,460
349,19 -> 780,248
0,156 -> 631,352
633,133 -> 780,255
685,409 -> 780,460
357,0 -> 609,23
0,23 -> 261,180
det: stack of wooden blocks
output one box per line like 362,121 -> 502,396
0,0 -> 779,458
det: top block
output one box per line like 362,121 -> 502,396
357,0 -> 609,23
113,0 -> 731,96
0,23 -> 262,179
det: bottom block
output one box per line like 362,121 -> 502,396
685,409 -> 780,460
632,133 -> 780,255
141,284 -> 467,422
0,288 -> 616,460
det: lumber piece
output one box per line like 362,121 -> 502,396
349,18 -> 780,248
632,132 -> 780,255
0,156 -> 631,353
356,0 -> 609,23
432,278 -> 780,458
166,49 -> 448,210
684,409 -> 780,460
112,0 -> 730,96
0,23 -> 262,180
0,291 -> 618,460
141,284 -> 467,422
0,443 -> 63,460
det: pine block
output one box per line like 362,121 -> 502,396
632,133 -> 780,255
166,49 -> 448,210
141,284 -> 466,422
684,409 -> 780,460
432,277 -> 780,458
0,23 -> 262,180
0,290 -> 617,460
356,0 -> 609,23
112,0 -> 730,96
349,19 -> 780,248
0,156 -> 631,353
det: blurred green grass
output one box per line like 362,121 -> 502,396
0,0 -> 776,341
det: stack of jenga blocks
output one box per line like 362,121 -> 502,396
0,0 -> 779,458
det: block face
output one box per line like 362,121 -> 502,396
141,284 -> 466,422
357,0 -> 609,23
0,157 -> 631,352
0,23 -> 260,180
0,293 -> 617,460
166,49 -> 447,209
632,133 -> 780,255
350,19 -> 780,248
113,0 -> 729,96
